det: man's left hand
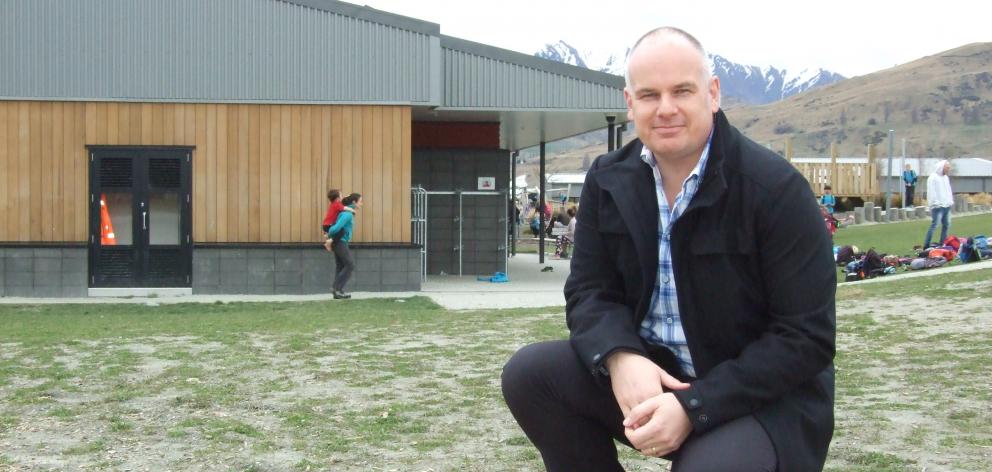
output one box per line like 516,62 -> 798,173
622,392 -> 692,457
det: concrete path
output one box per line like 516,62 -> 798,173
0,253 -> 571,310
419,252 -> 569,309
3,253 -> 988,308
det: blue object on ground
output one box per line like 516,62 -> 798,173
477,272 -> 509,283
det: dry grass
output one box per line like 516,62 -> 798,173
968,192 -> 992,206
726,43 -> 992,157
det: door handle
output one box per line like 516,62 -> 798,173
142,211 -> 147,230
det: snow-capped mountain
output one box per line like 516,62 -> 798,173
536,41 -> 845,105
536,41 -> 628,76
709,54 -> 845,104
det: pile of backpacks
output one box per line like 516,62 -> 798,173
835,235 -> 991,282
945,235 -> 991,263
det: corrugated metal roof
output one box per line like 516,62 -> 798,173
0,0 -> 437,104
441,36 -> 626,110
0,0 -> 626,112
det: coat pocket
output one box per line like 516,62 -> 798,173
689,231 -> 756,255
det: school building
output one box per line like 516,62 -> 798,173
0,0 -> 626,297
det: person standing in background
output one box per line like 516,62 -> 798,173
924,160 -> 953,248
903,164 -> 918,208
820,185 -> 836,215
322,189 -> 354,252
326,193 -> 363,299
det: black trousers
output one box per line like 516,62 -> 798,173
501,340 -> 776,472
905,185 -> 915,207
332,241 -> 355,292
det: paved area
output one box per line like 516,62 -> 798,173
420,252 -> 570,309
2,254 -> 988,308
0,253 -> 571,310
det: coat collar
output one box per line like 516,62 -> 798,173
687,110 -> 731,213
596,139 -> 658,286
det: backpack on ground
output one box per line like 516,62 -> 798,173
928,248 -> 957,261
836,245 -> 855,266
925,257 -> 948,269
959,238 -> 981,263
861,248 -> 885,278
942,235 -> 962,251
974,235 -> 988,251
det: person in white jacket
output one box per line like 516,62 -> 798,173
924,160 -> 954,248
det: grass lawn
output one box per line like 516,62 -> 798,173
833,213 -> 992,256
1,269 -> 991,470
832,213 -> 992,282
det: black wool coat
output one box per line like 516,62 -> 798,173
564,110 -> 836,471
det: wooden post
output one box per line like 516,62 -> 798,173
785,137 -> 793,162
830,142 -> 838,192
867,144 -> 877,198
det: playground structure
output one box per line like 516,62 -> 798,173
786,141 -> 879,198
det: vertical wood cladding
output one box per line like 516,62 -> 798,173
0,101 -> 411,243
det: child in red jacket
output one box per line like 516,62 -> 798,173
322,189 -> 354,251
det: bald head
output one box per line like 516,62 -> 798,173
622,26 -> 720,162
625,27 -> 712,89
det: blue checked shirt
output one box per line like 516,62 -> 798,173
638,136 -> 712,378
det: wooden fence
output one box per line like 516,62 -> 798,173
786,140 -> 879,198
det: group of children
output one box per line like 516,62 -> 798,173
523,197 -> 578,259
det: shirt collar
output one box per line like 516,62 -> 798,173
640,129 -> 714,183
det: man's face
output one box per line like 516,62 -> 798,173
943,162 -> 951,175
624,37 -> 720,162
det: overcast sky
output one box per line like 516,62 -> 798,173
360,0 -> 990,77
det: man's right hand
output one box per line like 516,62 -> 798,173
606,351 -> 689,416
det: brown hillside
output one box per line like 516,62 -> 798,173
517,43 -> 992,184
725,43 -> 992,157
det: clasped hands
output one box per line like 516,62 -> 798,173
606,351 -> 692,458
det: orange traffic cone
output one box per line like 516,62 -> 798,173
100,193 -> 117,246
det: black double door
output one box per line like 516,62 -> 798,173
88,147 -> 193,288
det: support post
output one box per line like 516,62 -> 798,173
616,123 -> 626,149
785,137 -> 793,162
539,141 -> 546,264
830,142 -> 838,194
511,150 -> 517,257
885,130 -> 894,211
867,143 -> 877,198
607,116 -> 616,152
900,138 -> 907,207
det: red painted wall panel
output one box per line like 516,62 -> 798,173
412,122 -> 499,149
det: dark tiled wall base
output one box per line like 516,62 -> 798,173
0,248 -> 87,297
193,247 -> 422,295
